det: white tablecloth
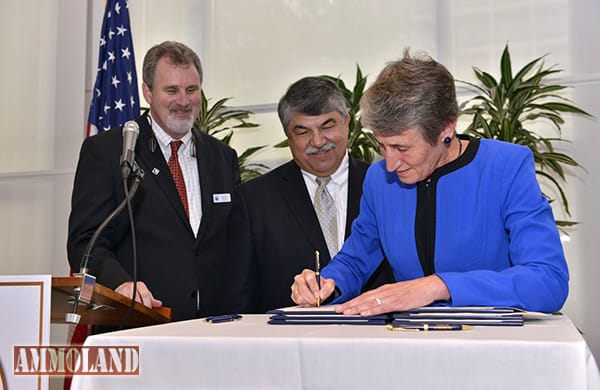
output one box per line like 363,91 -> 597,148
72,314 -> 600,390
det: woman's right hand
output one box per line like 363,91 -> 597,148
290,269 -> 336,306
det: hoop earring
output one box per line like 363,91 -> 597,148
443,136 -> 452,145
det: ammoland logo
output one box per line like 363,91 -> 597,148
13,345 -> 139,376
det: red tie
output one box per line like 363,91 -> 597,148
168,141 -> 189,217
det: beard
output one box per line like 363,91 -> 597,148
166,116 -> 194,135
166,104 -> 195,134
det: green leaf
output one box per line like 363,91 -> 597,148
473,67 -> 498,89
500,44 -> 513,90
273,139 -> 289,148
511,56 -> 544,87
238,145 -> 267,162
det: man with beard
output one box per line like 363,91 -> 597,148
225,76 -> 393,314
68,41 -> 240,321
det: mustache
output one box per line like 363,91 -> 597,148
169,104 -> 193,112
306,142 -> 336,155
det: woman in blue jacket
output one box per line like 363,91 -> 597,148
291,49 -> 569,314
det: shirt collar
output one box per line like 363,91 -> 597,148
302,152 -> 349,186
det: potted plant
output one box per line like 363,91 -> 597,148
459,45 -> 593,230
195,92 -> 269,182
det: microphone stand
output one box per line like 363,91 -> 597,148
119,162 -> 143,329
66,161 -> 144,324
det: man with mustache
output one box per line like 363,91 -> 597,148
225,76 -> 393,314
68,41 -> 240,322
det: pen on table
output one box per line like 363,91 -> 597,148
386,323 -> 472,332
315,250 -> 321,307
206,314 -> 242,324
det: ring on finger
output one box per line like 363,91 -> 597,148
375,297 -> 382,306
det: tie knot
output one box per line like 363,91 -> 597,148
170,140 -> 183,154
316,176 -> 331,186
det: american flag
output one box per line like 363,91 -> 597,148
87,0 -> 140,137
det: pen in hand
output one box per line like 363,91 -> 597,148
315,250 -> 321,307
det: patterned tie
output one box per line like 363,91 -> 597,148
315,176 -> 338,257
168,141 -> 189,217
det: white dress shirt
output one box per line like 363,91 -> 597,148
301,153 -> 349,256
149,115 -> 202,236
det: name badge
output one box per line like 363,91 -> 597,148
212,193 -> 231,203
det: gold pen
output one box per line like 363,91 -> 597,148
386,323 -> 473,332
315,250 -> 321,307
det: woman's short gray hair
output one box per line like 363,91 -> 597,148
360,49 -> 458,144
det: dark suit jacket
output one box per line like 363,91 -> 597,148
225,157 -> 394,314
67,113 -> 240,321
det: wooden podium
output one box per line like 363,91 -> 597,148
51,276 -> 171,327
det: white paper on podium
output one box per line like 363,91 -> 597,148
0,274 -> 51,390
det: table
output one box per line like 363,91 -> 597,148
72,314 -> 600,390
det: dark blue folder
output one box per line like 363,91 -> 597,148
391,306 -> 524,326
266,308 -> 390,325
266,306 -> 526,327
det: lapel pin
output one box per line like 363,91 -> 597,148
152,168 -> 160,176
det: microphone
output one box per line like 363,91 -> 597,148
121,121 -> 140,178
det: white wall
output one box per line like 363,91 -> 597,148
0,1 -> 88,388
565,0 -> 600,362
0,0 -> 86,277
0,0 -> 599,364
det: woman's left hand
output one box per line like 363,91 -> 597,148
335,275 -> 450,316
